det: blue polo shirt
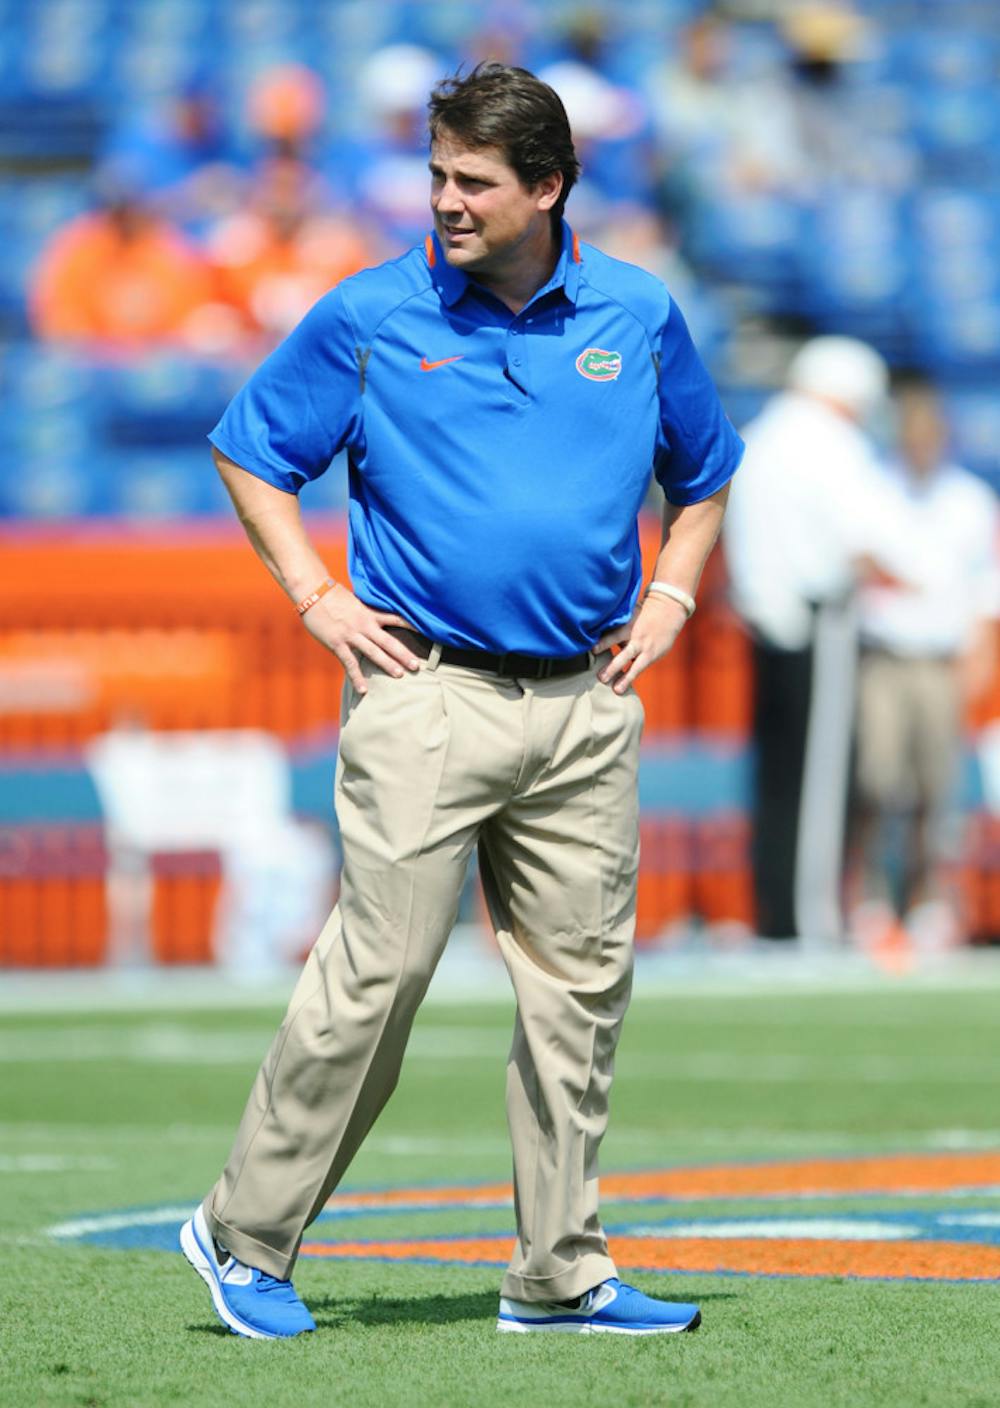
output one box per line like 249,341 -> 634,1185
210,222 -> 743,656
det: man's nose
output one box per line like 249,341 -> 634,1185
434,179 -> 463,213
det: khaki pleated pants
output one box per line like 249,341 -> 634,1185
203,649 -> 642,1302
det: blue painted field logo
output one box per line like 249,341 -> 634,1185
49,1151 -> 1000,1282
576,347 -> 622,381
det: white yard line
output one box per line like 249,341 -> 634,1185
0,1154 -> 115,1173
2,941 -> 1000,1014
0,1023 -> 508,1064
0,1018 -> 996,1079
0,1121 -> 234,1144
48,1206 -> 197,1239
625,1218 -> 917,1240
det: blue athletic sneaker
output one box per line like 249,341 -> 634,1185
179,1206 -> 316,1339
497,1278 -> 700,1335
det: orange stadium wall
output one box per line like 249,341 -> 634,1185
1,517 -> 998,966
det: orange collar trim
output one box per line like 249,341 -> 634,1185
424,233 -> 436,268
572,230 -> 581,264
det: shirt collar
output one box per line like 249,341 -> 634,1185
425,219 -> 582,310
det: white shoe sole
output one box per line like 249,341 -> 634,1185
179,1211 -> 275,1340
497,1314 -> 699,1335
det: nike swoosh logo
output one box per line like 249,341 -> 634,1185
420,355 -> 465,371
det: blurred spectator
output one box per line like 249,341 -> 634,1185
851,377 -> 1000,953
29,185 -> 219,352
206,159 -> 373,349
643,12 -> 799,242
776,2 -> 914,196
591,205 -> 728,365
328,44 -> 445,253
539,11 -> 652,222
242,64 -> 333,226
724,336 -> 893,942
100,80 -> 244,234
247,63 -> 326,155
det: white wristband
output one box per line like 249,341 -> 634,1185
645,581 -> 696,618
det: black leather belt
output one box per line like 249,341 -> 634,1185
385,627 -> 591,680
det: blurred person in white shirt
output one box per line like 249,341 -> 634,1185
724,336 -> 894,942
852,377 -> 1000,951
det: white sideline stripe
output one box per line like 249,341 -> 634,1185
49,1206 -> 197,1239
626,1219 -> 916,1241
3,945 -> 1000,1015
8,1122 -> 1000,1157
0,1024 -> 507,1065
0,1154 -> 115,1173
2,1024 -> 999,1081
609,1128 -> 1000,1152
365,1135 -> 510,1155
0,1122 -> 234,1144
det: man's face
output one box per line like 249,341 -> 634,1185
429,131 -> 560,276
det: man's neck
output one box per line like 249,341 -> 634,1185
472,230 -> 561,315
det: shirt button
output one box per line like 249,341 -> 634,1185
512,357 -> 522,366
510,327 -> 520,336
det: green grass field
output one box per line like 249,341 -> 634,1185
2,976 -> 999,1408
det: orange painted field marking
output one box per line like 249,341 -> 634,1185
324,1152 -> 1000,1214
300,1234 -> 1000,1282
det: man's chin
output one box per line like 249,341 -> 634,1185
441,243 -> 483,269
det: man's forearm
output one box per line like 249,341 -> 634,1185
213,447 -> 332,604
213,446 -> 418,691
650,482 -> 730,600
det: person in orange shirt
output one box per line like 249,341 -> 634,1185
207,156 -> 375,346
30,189 -> 219,351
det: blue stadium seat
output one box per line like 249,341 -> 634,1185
946,390 -> 1000,490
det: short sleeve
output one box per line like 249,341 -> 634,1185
653,299 -> 744,505
208,286 -> 362,494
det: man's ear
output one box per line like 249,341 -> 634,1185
535,170 -> 564,212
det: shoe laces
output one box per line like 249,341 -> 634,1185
257,1273 -> 298,1299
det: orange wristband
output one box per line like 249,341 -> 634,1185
295,577 -> 335,616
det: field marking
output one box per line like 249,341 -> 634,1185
0,1154 -> 115,1173
607,1128 -> 1000,1152
313,1153 -> 1000,1216
624,1218 -> 916,1241
49,1206 -> 197,1240
633,1054 -> 1000,1084
300,1231 -> 1000,1282
5,1121 -> 1000,1159
0,1023 -> 507,1065
0,1121 -> 235,1145
3,947 -> 1000,1015
0,1022 -> 998,1083
44,1151 -> 1000,1282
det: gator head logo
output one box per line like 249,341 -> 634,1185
575,347 -> 622,382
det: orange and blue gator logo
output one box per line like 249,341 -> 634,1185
575,348 -> 623,382
51,1151 -> 1000,1282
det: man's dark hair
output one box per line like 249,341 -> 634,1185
428,62 -> 581,230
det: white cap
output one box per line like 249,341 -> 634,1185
786,336 -> 889,421
358,44 -> 442,118
537,60 -> 643,141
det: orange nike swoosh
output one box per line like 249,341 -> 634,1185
420,355 -> 465,371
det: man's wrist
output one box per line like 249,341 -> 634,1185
645,581 -> 696,618
295,576 -> 337,616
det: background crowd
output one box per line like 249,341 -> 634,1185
3,0 -> 1000,967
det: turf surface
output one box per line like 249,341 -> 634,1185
2,980 -> 998,1407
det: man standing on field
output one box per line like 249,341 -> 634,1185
181,62 -> 742,1339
